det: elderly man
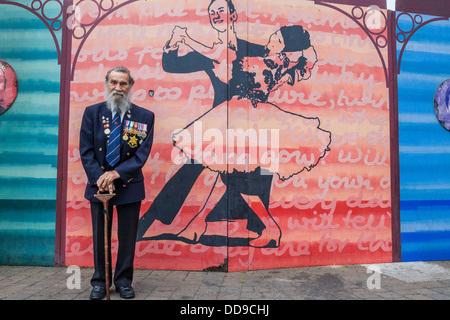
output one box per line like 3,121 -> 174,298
79,66 -> 154,299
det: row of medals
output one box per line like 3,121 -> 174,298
102,116 -> 146,145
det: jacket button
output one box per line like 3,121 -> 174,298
99,148 -> 102,151
101,166 -> 105,170
127,152 -> 130,156
123,185 -> 127,188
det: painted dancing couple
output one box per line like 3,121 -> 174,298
136,0 -> 331,248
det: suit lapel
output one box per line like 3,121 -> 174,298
100,102 -> 112,120
99,103 -> 112,165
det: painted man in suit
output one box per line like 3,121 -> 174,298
79,66 -> 154,299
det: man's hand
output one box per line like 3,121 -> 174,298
97,170 -> 120,194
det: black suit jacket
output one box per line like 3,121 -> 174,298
79,101 -> 155,205
161,37 -> 268,108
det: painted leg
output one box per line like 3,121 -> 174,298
177,173 -> 226,242
244,194 -> 281,248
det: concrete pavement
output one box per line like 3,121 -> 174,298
1,261 -> 450,301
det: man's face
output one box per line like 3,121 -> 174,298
107,71 -> 131,100
208,0 -> 229,33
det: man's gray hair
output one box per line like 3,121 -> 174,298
105,66 -> 135,87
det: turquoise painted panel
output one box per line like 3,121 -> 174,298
0,200 -> 55,265
0,3 -> 61,265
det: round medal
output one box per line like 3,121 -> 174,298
104,128 -> 110,135
123,134 -> 129,141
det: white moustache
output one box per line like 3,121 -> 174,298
111,90 -> 124,97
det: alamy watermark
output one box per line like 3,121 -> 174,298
366,5 -> 384,31
366,265 -> 381,290
171,121 -> 280,175
66,265 -> 81,290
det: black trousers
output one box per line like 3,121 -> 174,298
90,201 -> 141,288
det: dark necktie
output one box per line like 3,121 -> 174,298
106,112 -> 121,167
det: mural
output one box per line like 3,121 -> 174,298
0,59 -> 18,115
434,79 -> 450,131
65,0 -> 392,271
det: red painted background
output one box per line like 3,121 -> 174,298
65,0 -> 392,271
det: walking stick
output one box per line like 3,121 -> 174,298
94,191 -> 116,300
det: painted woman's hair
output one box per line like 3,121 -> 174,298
280,25 -> 311,52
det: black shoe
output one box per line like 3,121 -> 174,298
116,286 -> 135,299
89,286 -> 106,300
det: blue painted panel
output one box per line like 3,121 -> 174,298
397,14 -> 450,261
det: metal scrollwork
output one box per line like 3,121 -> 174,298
0,0 -> 64,63
316,1 -> 389,84
69,0 -> 139,79
395,12 -> 448,74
